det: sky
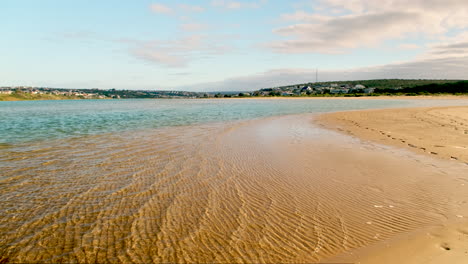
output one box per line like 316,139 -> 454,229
2,0 -> 468,91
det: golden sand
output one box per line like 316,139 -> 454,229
317,106 -> 468,263
1,110 -> 467,263
316,106 -> 468,164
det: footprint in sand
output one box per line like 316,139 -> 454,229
440,243 -> 451,251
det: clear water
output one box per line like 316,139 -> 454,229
2,98 -> 468,263
0,98 -> 460,145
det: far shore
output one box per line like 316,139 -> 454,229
2,93 -> 468,101
218,95 -> 468,100
0,93 -> 85,101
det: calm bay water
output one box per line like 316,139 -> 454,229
0,98 -> 413,145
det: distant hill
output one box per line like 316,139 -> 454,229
0,92 -> 81,101
268,79 -> 462,91
2,79 -> 467,101
374,80 -> 468,95
253,79 -> 468,97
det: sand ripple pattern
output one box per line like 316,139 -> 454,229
1,116 -> 466,263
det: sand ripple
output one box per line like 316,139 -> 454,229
1,116 -> 466,263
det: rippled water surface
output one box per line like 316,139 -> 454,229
1,98 -> 467,263
0,98 -> 414,145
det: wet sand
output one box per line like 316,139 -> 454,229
316,106 -> 468,164
317,106 -> 468,263
1,112 -> 468,263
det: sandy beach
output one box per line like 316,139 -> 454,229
317,105 -> 468,263
1,100 -> 468,263
4,0 -> 468,261
316,106 -> 468,164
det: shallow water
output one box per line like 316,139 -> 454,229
0,98 -> 412,145
1,99 -> 468,263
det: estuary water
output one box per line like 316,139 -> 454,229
1,98 -> 468,263
0,98 -> 411,145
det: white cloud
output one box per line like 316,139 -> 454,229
398,44 -> 422,50
180,23 -> 208,32
272,11 -> 421,54
280,11 -> 330,23
211,0 -> 268,10
177,4 -> 205,12
427,42 -> 468,58
149,3 -> 173,14
179,55 -> 468,91
149,3 -> 205,15
133,50 -> 187,67
127,35 -> 232,68
271,0 -> 468,54
319,0 -> 468,15
363,56 -> 468,80
415,32 -> 468,59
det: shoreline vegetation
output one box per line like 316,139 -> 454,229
1,79 -> 468,101
0,92 -> 84,101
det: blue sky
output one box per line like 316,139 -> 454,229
2,0 -> 468,91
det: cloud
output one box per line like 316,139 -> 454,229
149,3 -> 173,14
280,11 -> 330,23
366,56 -> 468,80
211,0 -> 268,10
53,30 -> 233,69
150,3 -> 204,15
398,44 -> 421,50
127,35 -> 232,68
270,0 -> 468,54
427,41 -> 468,57
132,49 -> 188,67
180,23 -> 208,32
177,4 -> 205,12
319,0 -> 468,15
179,55 -> 468,91
169,72 -> 192,76
413,32 -> 468,60
272,11 -> 420,54
181,68 -> 320,91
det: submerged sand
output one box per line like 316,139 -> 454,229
317,106 -> 468,263
1,108 -> 467,263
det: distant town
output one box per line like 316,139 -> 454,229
1,79 -> 467,101
256,83 -> 372,96
0,87 -> 202,100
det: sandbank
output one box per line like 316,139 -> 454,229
317,105 -> 468,263
316,106 -> 468,163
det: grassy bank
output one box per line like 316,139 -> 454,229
0,92 -> 82,101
